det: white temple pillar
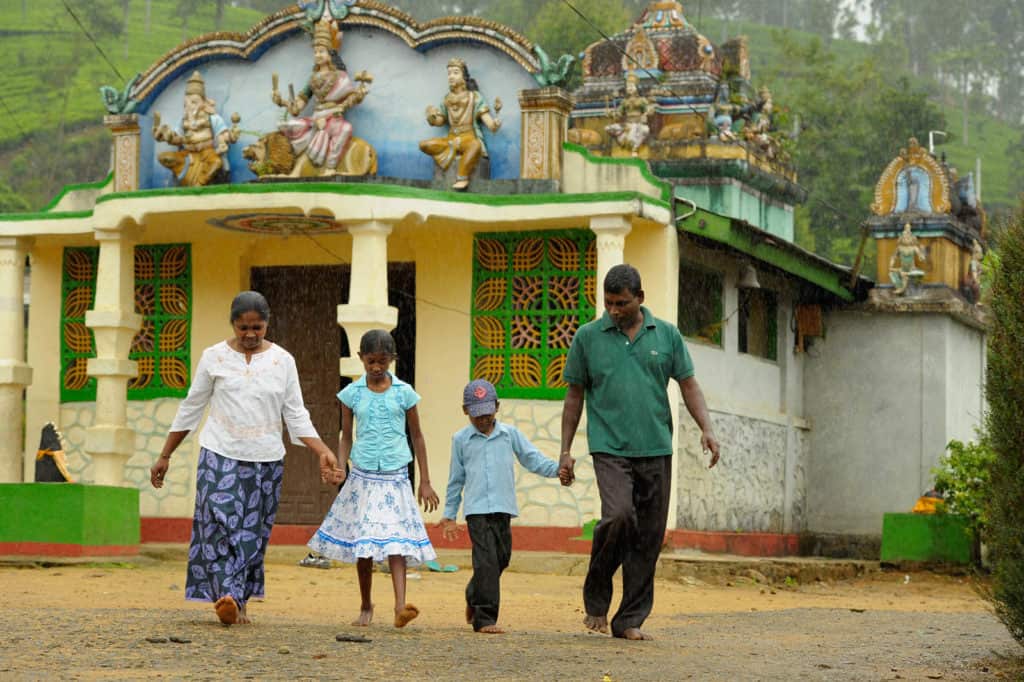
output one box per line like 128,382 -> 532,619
0,237 -> 33,482
337,220 -> 398,378
85,223 -> 142,487
589,214 -> 633,315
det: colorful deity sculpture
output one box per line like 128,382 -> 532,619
152,71 -> 241,187
419,58 -> 502,191
271,16 -> 375,177
889,223 -> 927,295
605,72 -> 655,157
963,239 -> 984,303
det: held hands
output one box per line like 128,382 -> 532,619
558,453 -> 575,486
439,518 -> 460,541
418,481 -> 439,513
702,431 -> 721,469
318,450 -> 345,485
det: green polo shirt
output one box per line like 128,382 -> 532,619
563,306 -> 694,457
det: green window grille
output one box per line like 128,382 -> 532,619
678,262 -> 724,347
470,229 -> 596,400
60,244 -> 192,402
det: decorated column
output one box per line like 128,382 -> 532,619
589,214 -> 633,310
519,87 -> 573,180
337,220 -> 398,378
105,115 -> 141,193
0,237 -> 33,482
85,223 -> 142,487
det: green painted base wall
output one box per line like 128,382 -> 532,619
678,184 -> 794,242
0,483 -> 140,546
880,513 -> 972,564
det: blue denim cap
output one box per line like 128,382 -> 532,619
463,379 -> 498,417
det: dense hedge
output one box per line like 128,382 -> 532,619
986,206 -> 1024,646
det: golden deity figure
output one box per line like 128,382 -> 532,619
419,58 -> 503,191
152,71 -> 241,187
271,16 -> 375,177
605,72 -> 655,157
889,222 -> 927,295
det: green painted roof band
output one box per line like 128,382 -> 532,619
40,173 -> 113,213
0,210 -> 94,222
679,209 -> 855,302
562,142 -> 673,204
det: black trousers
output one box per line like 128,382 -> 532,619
466,512 -> 512,631
584,453 -> 672,636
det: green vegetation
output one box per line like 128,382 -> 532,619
931,438 -> 996,541
984,204 -> 1024,645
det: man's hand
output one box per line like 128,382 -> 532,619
439,518 -> 460,541
702,431 -> 721,468
558,453 -> 575,486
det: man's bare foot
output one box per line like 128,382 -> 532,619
617,628 -> 653,641
476,624 -> 505,634
465,605 -> 474,624
583,614 -> 609,634
236,603 -> 251,625
214,596 -> 238,625
351,604 -> 374,627
394,603 -> 420,628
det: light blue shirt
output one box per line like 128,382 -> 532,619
339,374 -> 420,472
443,421 -> 559,520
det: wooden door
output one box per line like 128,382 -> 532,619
251,263 -> 417,525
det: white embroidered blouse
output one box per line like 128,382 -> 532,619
169,341 -> 318,462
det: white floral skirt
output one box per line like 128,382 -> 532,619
308,466 -> 437,566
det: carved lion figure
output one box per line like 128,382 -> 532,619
243,131 -> 378,178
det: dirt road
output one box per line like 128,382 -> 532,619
0,552 -> 1019,680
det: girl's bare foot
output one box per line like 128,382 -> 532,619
394,603 -> 419,628
476,624 -> 505,634
583,614 -> 609,634
351,604 -> 374,627
214,596 -> 238,625
617,628 -> 653,641
465,605 -> 474,624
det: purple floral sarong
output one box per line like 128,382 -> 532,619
184,447 -> 285,607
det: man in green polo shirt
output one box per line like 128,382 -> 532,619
558,263 -> 720,641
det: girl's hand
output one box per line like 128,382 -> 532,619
318,450 -> 344,485
418,481 -> 439,513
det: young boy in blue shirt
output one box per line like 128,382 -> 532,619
440,379 -> 574,633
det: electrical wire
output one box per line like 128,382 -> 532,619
61,0 -> 127,84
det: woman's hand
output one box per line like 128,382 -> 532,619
150,455 -> 170,489
318,449 -> 345,485
417,481 -> 439,513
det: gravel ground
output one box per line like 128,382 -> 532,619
0,557 -> 1020,681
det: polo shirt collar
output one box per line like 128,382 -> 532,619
352,372 -> 408,387
469,420 -> 506,440
600,306 -> 656,332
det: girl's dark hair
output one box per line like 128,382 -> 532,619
230,291 -> 271,323
359,329 -> 397,355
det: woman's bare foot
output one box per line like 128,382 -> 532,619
617,628 -> 653,641
214,596 -> 238,625
583,614 -> 609,634
394,603 -> 420,628
465,605 -> 474,624
351,604 -> 374,627
476,624 -> 505,634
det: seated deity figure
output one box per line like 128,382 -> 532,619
152,71 -> 240,187
710,81 -> 737,142
744,86 -> 779,159
272,16 -> 372,177
890,222 -> 927,295
419,58 -> 502,191
605,72 -> 655,157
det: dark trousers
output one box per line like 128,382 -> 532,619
584,453 -> 672,636
465,512 -> 512,631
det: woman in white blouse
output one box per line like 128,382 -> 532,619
150,291 -> 341,625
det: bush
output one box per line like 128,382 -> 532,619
932,438 -> 995,540
985,204 -> 1024,646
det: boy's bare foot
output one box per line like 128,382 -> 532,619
617,628 -> 653,641
394,603 -> 420,628
583,614 -> 609,634
351,604 -> 374,627
465,605 -> 474,624
214,596 -> 238,625
476,624 -> 505,634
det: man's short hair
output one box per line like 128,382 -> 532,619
604,264 -> 642,296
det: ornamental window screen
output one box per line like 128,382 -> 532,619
471,230 -> 596,399
60,244 -> 192,402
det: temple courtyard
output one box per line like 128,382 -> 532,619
0,548 -> 1019,680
